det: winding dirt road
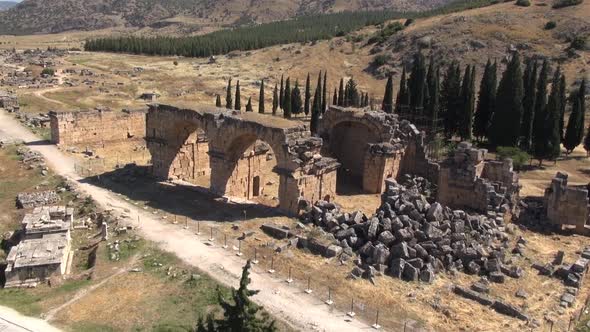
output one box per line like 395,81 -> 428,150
0,110 -> 376,332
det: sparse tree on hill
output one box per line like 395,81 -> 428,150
474,60 -> 497,142
283,78 -> 291,118
520,59 -> 537,150
226,78 -> 233,109
383,74 -> 394,113
304,73 -> 311,116
291,80 -> 302,115
258,80 -> 265,114
489,53 -> 523,147
216,94 -> 222,107
246,97 -> 253,112
272,84 -> 278,115
234,80 -> 241,111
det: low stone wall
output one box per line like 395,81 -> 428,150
544,172 -> 590,234
49,108 -> 147,148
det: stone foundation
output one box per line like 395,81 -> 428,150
544,172 -> 590,234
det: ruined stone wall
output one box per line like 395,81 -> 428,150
49,109 -> 147,148
400,136 -> 440,184
544,172 -> 590,234
169,131 -> 210,185
225,144 -> 276,200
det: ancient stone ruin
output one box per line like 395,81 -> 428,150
16,190 -> 61,209
543,172 -> 590,235
5,206 -> 74,288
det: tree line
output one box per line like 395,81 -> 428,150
83,0 -> 498,57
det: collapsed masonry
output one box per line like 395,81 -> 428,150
543,172 -> 590,235
5,206 -> 74,288
0,90 -> 18,112
16,190 -> 61,209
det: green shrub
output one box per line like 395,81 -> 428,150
404,18 -> 414,26
516,0 -> 531,6
570,35 -> 587,50
367,22 -> 404,45
173,60 -> 178,66
41,68 -> 55,76
372,54 -> 391,67
552,0 -> 583,8
544,21 -> 557,29
496,146 -> 531,170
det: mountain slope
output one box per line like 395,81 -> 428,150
0,1 -> 17,11
0,0 -> 463,35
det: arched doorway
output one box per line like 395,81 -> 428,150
168,125 -> 211,189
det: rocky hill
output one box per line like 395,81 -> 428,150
0,1 -> 17,11
0,0 -> 464,35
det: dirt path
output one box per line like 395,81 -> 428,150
0,306 -> 61,332
31,86 -> 66,107
0,110 -> 375,332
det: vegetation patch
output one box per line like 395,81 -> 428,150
552,0 -> 584,8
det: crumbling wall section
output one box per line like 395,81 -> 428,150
49,108 -> 147,148
544,172 -> 590,234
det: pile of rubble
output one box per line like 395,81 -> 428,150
16,147 -> 45,166
301,177 -> 522,284
16,190 -> 61,209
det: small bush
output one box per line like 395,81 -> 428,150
544,21 -> 557,29
516,0 -> 531,6
367,22 -> 404,45
552,0 -> 583,8
570,35 -> 587,50
41,68 -> 55,76
372,54 -> 391,67
173,60 -> 178,66
496,146 -> 531,170
404,19 -> 414,26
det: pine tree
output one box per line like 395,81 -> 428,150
310,83 -> 321,134
395,68 -> 409,114
291,80 -> 302,115
272,84 -> 278,115
279,74 -> 284,109
564,85 -> 584,154
213,261 -> 277,331
474,60 -> 497,141
322,71 -> 328,113
304,73 -> 311,116
520,59 -> 537,150
345,78 -> 360,107
234,80 -> 241,111
337,78 -> 344,106
226,78 -> 233,109
258,80 -> 265,114
489,53 -> 524,147
383,74 -> 394,113
216,94 -> 222,107
246,97 -> 253,112
408,52 -> 427,113
283,78 -> 291,118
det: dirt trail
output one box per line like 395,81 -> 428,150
0,110 -> 375,332
0,306 -> 61,332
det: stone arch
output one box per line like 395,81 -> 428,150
168,125 -> 211,187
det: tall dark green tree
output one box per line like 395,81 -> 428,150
279,75 -> 284,109
216,94 -> 222,107
226,78 -> 233,109
458,65 -> 475,140
235,80 -> 241,111
383,74 -> 394,113
291,80 -> 302,115
545,69 -> 563,161
558,72 -> 567,140
532,60 -> 550,150
258,80 -> 265,114
408,52 -> 427,113
283,78 -> 291,118
564,83 -> 585,154
304,73 -> 311,116
333,88 -> 338,106
441,61 -> 462,137
489,53 -> 524,147
474,60 -> 497,141
427,66 -> 441,131
345,77 -> 360,107
337,78 -> 344,106
520,59 -> 537,150
424,57 -> 437,118
196,261 -> 277,332
310,84 -> 321,135
395,68 -> 409,114
272,84 -> 279,115
245,97 -> 253,112
322,71 -> 328,113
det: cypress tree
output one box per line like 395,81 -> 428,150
474,60 -> 497,141
322,71 -> 328,113
532,60 -> 549,150
441,61 -> 462,137
395,68 -> 409,114
215,94 -> 222,107
489,53 -> 524,147
430,67 -> 441,132
408,52 -> 427,112
558,73 -> 567,140
333,88 -> 338,106
245,97 -> 253,112
383,74 -> 394,113
234,80 -> 241,111
338,78 -> 344,106
317,71 -> 323,111
458,65 -> 474,140
545,69 -> 563,161
279,75 -> 284,109
272,84 -> 278,115
258,80 -> 265,114
564,85 -> 584,154
283,78 -> 291,118
425,57 -> 437,117
291,80 -> 302,115
225,78 -> 233,109
304,73 -> 311,116
520,59 -> 537,150
310,84 -> 321,135
345,78 -> 360,107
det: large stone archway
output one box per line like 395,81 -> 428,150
146,104 -> 340,215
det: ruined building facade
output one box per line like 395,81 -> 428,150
543,172 -> 590,234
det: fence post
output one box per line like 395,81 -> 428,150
236,240 -> 243,256
372,310 -> 381,330
268,256 -> 275,274
222,234 -> 228,249
347,298 -> 355,318
286,267 -> 293,283
325,287 -> 333,305
252,248 -> 259,264
208,227 -> 214,242
184,216 -> 188,230
196,221 -> 201,235
305,276 -> 312,294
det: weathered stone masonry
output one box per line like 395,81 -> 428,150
49,108 -> 146,148
543,172 -> 590,234
146,104 -> 340,215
